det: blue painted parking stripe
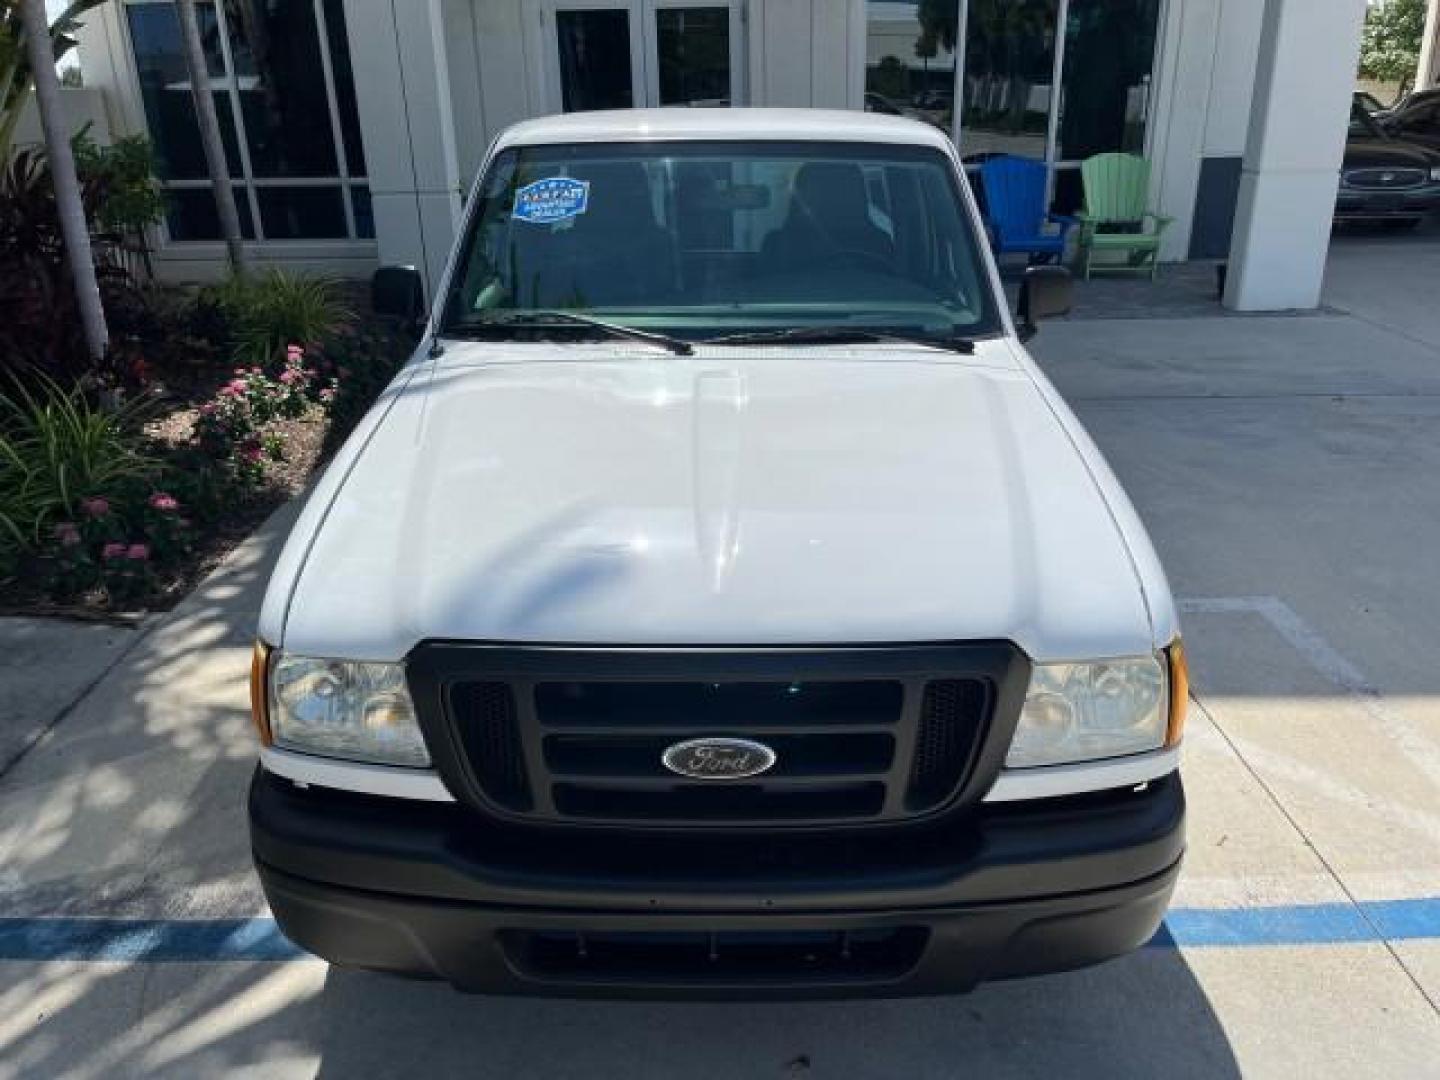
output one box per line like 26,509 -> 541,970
1155,905 -> 1371,948
1154,897 -> 1440,948
2,899 -> 1439,962
0,918 -> 303,962
1363,897 -> 1440,941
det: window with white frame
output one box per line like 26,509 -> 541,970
123,0 -> 371,244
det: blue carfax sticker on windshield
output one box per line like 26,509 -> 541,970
513,177 -> 590,224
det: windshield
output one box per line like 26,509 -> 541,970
440,140 -> 1001,342
1350,101 -> 1386,139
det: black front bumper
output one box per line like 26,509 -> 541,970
250,768 -> 1184,998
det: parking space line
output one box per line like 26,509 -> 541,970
1156,898 -> 1440,948
0,918 -> 302,962
1178,595 -> 1440,788
3,900 -> 1440,963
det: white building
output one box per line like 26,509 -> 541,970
75,0 -> 1428,310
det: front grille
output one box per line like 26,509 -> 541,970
410,644 -> 1027,830
503,927 -> 929,984
450,681 -> 531,811
1344,166 -> 1427,190
907,679 -> 989,812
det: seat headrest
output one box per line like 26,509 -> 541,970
792,162 -> 871,221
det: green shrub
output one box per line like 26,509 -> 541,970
202,270 -> 353,367
0,378 -> 160,556
0,141 -> 165,384
43,489 -> 195,602
73,132 -> 167,239
314,326 -> 409,454
193,345 -> 323,487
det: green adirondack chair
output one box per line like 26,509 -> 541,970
1075,153 -> 1173,280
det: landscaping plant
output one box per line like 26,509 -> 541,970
44,491 -> 193,602
201,270 -> 353,367
73,132 -> 167,244
0,143 -> 159,383
0,376 -> 158,553
314,325 -> 409,454
193,344 -> 324,486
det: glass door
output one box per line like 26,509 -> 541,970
548,1 -> 646,112
944,0 -> 1162,214
958,0 -> 1060,162
644,2 -> 743,107
1050,0 -> 1161,213
545,0 -> 743,113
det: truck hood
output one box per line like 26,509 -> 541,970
277,345 -> 1154,661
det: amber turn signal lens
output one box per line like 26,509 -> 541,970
250,640 -> 273,746
1166,639 -> 1189,747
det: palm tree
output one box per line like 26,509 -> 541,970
175,0 -> 245,272
17,0 -> 106,361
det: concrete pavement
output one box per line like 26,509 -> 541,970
0,618 -> 144,777
2,230 -> 1440,1077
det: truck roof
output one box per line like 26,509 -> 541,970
495,107 -> 955,153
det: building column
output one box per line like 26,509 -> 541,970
1223,0 -> 1367,311
1419,0 -> 1440,92
342,0 -> 464,297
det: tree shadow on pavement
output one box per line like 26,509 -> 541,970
309,949 -> 1240,1080
0,946 -> 1241,1079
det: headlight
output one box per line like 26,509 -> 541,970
268,652 -> 429,767
1006,654 -> 1169,769
1431,166 -> 1440,183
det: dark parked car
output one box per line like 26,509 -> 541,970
1375,87 -> 1440,122
1336,100 -> 1440,226
1354,90 -> 1387,115
1378,93 -> 1440,153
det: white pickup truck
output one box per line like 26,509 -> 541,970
248,109 -> 1186,998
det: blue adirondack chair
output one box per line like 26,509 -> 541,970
978,155 -> 1076,264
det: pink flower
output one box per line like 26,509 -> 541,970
53,522 -> 81,547
149,493 -> 180,513
279,369 -> 298,384
101,542 -> 127,560
239,441 -> 264,464
125,544 -> 150,561
286,344 -> 303,360
81,497 -> 110,518
227,379 -> 247,393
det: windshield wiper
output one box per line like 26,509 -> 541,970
443,311 -> 693,355
701,326 -> 976,354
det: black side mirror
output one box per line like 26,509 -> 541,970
371,265 -> 426,324
1017,265 -> 1073,340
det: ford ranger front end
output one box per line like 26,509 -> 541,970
247,108 -> 1186,998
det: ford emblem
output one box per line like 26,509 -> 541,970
662,737 -> 777,781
